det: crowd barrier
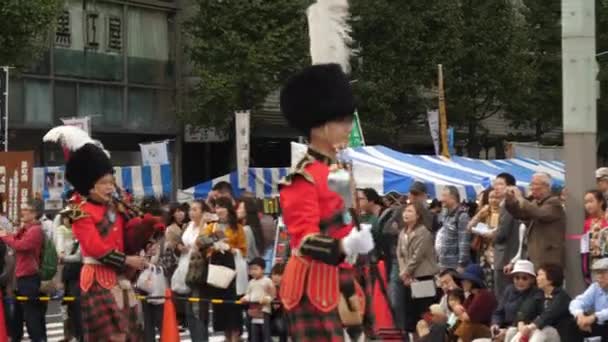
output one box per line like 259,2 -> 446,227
4,295 -> 278,305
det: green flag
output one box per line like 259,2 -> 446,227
349,111 -> 365,147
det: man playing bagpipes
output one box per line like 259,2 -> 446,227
278,2 -> 376,340
43,126 -> 164,342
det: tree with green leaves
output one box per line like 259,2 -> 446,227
444,0 -> 531,157
0,0 -> 62,66
597,0 -> 608,160
502,1 -> 562,143
349,0 -> 464,147
183,0 -> 310,128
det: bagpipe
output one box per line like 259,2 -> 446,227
112,186 -> 166,255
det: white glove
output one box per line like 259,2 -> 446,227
342,223 -> 374,256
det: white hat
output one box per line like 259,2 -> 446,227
596,167 -> 608,180
510,260 -> 536,277
592,258 -> 608,271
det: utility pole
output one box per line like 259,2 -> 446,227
0,67 -> 8,152
562,0 -> 597,295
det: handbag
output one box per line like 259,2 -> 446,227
207,262 -> 236,289
137,265 -> 167,304
171,251 -> 191,294
186,250 -> 207,287
158,238 -> 178,276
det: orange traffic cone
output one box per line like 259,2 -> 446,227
161,289 -> 180,342
372,261 -> 396,336
0,291 -> 8,341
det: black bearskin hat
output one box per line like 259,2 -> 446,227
280,63 -> 355,134
65,144 -> 113,196
43,126 -> 113,196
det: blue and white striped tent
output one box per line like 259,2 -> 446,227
180,144 -> 566,202
344,145 -> 564,200
178,167 -> 290,201
33,164 -> 173,201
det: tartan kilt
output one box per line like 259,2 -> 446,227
287,268 -> 364,341
286,295 -> 344,342
80,282 -> 142,342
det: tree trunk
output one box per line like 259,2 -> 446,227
467,120 -> 481,158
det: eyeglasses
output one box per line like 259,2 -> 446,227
513,275 -> 532,281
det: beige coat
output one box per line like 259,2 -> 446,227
505,195 -> 566,268
397,224 -> 439,279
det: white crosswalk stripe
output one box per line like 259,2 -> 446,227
22,321 -> 247,342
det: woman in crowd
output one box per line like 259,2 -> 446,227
511,264 -> 571,342
582,190 -> 608,283
58,213 -> 83,342
203,197 -> 247,342
163,202 -> 190,328
180,199 -> 213,341
397,201 -> 439,335
237,198 -> 265,262
468,187 -> 501,290
491,260 -> 541,342
453,264 -> 498,341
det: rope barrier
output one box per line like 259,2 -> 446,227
4,295 -> 280,306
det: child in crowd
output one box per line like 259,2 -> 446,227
447,288 -> 466,333
270,263 -> 287,342
241,257 -> 276,342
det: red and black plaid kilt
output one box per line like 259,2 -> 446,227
286,294 -> 344,342
80,282 -> 142,342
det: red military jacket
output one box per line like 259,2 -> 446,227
279,149 -> 354,312
280,149 -> 353,249
69,200 -> 127,291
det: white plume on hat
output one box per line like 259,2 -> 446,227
307,0 -> 352,73
43,125 -> 110,157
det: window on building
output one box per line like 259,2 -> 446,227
79,84 -> 123,126
55,10 -> 71,47
85,12 -> 100,50
7,79 -> 23,124
127,8 -> 174,85
107,16 -> 122,52
54,82 -> 77,120
24,80 -> 52,125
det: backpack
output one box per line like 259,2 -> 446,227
39,235 -> 58,281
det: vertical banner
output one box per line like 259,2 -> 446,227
0,152 -> 33,224
235,110 -> 250,190
427,109 -> 440,155
438,64 -> 450,158
61,116 -> 91,135
348,110 -> 365,147
140,141 -> 169,166
0,67 -> 8,152
447,127 -> 455,156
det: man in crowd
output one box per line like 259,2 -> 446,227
437,186 -> 471,272
0,202 -> 46,342
505,172 -> 565,269
596,167 -> 608,203
569,258 -> 608,339
357,188 -> 384,251
408,181 -> 438,233
492,172 -> 521,297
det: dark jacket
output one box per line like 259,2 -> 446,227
532,287 -> 571,329
493,205 -> 521,297
492,284 -> 542,327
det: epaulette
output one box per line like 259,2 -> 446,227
60,201 -> 89,221
280,153 -> 316,186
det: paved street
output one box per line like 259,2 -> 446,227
19,300 -> 250,341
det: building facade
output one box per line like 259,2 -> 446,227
7,0 -> 179,168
